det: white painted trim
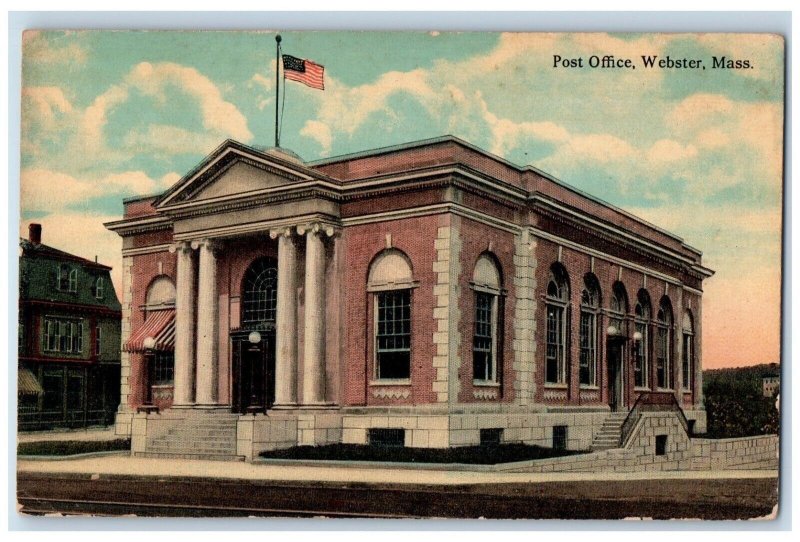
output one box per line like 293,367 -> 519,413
533,196 -> 694,265
171,213 -> 336,241
121,244 -> 173,257
530,227 -> 683,287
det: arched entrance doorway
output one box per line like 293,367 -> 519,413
232,257 -> 278,413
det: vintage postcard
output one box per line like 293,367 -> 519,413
16,29 -> 783,521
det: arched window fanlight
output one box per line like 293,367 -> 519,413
241,258 -> 279,328
545,263 -> 569,385
472,254 -> 503,383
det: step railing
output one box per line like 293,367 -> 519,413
619,392 -> 690,447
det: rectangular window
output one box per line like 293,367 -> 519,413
369,428 -> 405,447
579,310 -> 596,386
95,277 -> 104,299
95,325 -> 102,357
42,317 -> 83,354
545,304 -> 565,384
480,428 -> 503,446
473,292 -> 496,382
42,367 -> 64,412
152,351 -> 175,385
682,333 -> 692,390
375,290 -> 411,380
655,434 -> 668,456
553,425 -> 568,450
656,326 -> 670,389
634,323 -> 648,388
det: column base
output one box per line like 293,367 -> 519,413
298,402 -> 338,410
270,402 -> 299,410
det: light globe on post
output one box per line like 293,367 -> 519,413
633,331 -> 643,342
248,331 -> 262,344
143,336 -> 156,350
606,325 -> 619,337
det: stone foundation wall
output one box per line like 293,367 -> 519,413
500,413 -> 778,473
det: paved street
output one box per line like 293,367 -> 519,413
17,470 -> 778,520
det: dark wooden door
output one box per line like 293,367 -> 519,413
232,331 -> 276,413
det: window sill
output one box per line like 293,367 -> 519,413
151,384 -> 174,389
473,380 -> 500,387
634,387 -> 651,392
579,385 -> 600,390
544,383 -> 568,389
656,388 -> 674,393
370,379 -> 411,386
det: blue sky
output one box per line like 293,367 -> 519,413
19,30 -> 784,367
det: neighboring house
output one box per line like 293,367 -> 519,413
762,376 -> 780,398
106,136 -> 713,459
18,224 -> 122,431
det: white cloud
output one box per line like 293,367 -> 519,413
21,168 -> 180,214
645,139 -> 698,164
123,124 -> 225,156
21,87 -> 73,122
125,62 -> 252,141
22,30 -> 87,65
300,120 -> 333,155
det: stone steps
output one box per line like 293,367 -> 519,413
591,412 -> 629,451
143,410 -> 240,460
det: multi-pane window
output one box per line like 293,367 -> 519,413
473,291 -> 495,382
545,267 -> 569,384
472,254 -> 502,384
656,300 -> 673,389
242,258 -> 278,327
152,351 -> 175,385
42,317 -> 83,354
375,290 -> 411,379
579,276 -> 600,386
95,325 -> 102,357
634,292 -> 651,388
609,283 -> 628,336
94,277 -> 105,299
57,264 -> 78,292
682,311 -> 694,390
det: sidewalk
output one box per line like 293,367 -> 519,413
17,454 -> 779,486
17,426 -> 120,443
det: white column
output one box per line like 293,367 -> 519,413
271,228 -> 298,407
300,223 -> 332,405
169,241 -> 196,406
193,238 -> 220,405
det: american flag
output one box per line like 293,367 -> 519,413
282,54 -> 325,90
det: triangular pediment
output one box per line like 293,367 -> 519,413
192,161 -> 293,201
155,140 -> 330,209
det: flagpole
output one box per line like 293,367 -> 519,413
275,34 -> 282,148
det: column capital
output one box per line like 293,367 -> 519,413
168,240 -> 193,254
190,238 -> 222,253
269,226 -> 295,240
297,222 -> 337,238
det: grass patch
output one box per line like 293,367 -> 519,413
260,443 -> 582,465
18,439 -> 131,456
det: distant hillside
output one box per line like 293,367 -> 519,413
704,363 -> 780,387
702,363 -> 780,438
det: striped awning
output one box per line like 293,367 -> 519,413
124,309 -> 176,352
18,367 -> 43,396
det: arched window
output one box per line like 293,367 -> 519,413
545,264 -> 569,384
634,290 -> 652,388
682,310 -> 694,390
656,297 -> 674,389
472,254 -> 503,383
609,282 -> 629,336
241,258 -> 279,328
579,274 -> 601,386
368,249 -> 415,381
145,276 -> 176,308
57,264 -> 77,292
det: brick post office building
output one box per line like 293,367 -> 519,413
106,136 -> 713,459
18,224 -> 122,430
